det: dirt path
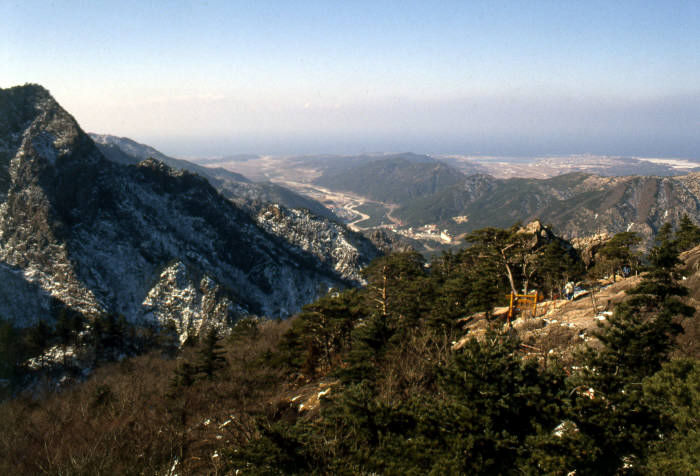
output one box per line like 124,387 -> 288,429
266,180 -> 416,236
346,203 -> 371,231
385,203 -> 402,226
273,180 -> 374,231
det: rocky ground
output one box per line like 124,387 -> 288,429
456,244 -> 700,367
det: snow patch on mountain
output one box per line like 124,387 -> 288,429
256,204 -> 378,284
142,262 -> 242,344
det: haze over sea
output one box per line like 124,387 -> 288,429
3,0 -> 698,158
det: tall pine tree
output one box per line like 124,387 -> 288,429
195,328 -> 228,380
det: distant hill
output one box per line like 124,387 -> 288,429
195,154 -> 261,164
394,172 -> 700,244
300,152 -> 434,178
314,155 -> 466,203
90,134 -> 335,219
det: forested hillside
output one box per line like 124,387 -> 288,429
2,219 -> 698,474
314,155 -> 466,204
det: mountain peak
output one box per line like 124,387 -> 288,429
1,84 -> 101,174
0,83 -> 52,103
0,84 -> 62,130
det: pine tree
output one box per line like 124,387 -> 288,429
592,231 -> 642,281
535,240 -> 584,298
294,289 -> 365,376
361,251 -> 426,324
642,359 -> 700,474
91,314 -> 129,361
170,361 -> 197,390
0,318 -> 23,386
25,319 -> 53,363
338,313 -> 393,385
674,214 -> 700,252
431,246 -> 502,325
434,331 -> 568,474
464,224 -> 543,295
55,309 -> 73,366
195,328 -> 227,380
570,227 -> 695,473
70,312 -> 85,347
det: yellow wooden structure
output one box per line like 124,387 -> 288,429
506,291 -> 539,324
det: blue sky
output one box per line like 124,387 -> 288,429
2,0 -> 699,157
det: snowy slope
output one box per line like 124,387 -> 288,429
0,85 -> 376,334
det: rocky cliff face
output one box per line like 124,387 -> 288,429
570,232 -> 612,268
0,85 -> 375,334
142,262 -> 245,344
256,205 -> 379,283
536,175 -> 700,244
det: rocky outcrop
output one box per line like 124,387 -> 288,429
517,220 -> 571,249
142,262 -> 244,344
365,229 -> 419,254
571,233 -> 613,268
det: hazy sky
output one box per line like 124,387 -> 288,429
2,1 -> 699,157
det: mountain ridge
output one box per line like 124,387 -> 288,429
89,133 -> 337,219
90,132 -> 379,284
394,171 -> 700,243
0,84 -> 377,337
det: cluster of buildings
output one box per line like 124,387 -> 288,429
398,224 -> 454,244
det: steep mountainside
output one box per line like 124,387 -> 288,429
255,205 -> 379,283
314,155 -> 465,203
90,133 -> 377,282
0,85 -> 370,338
90,134 -> 336,219
395,172 -> 700,243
